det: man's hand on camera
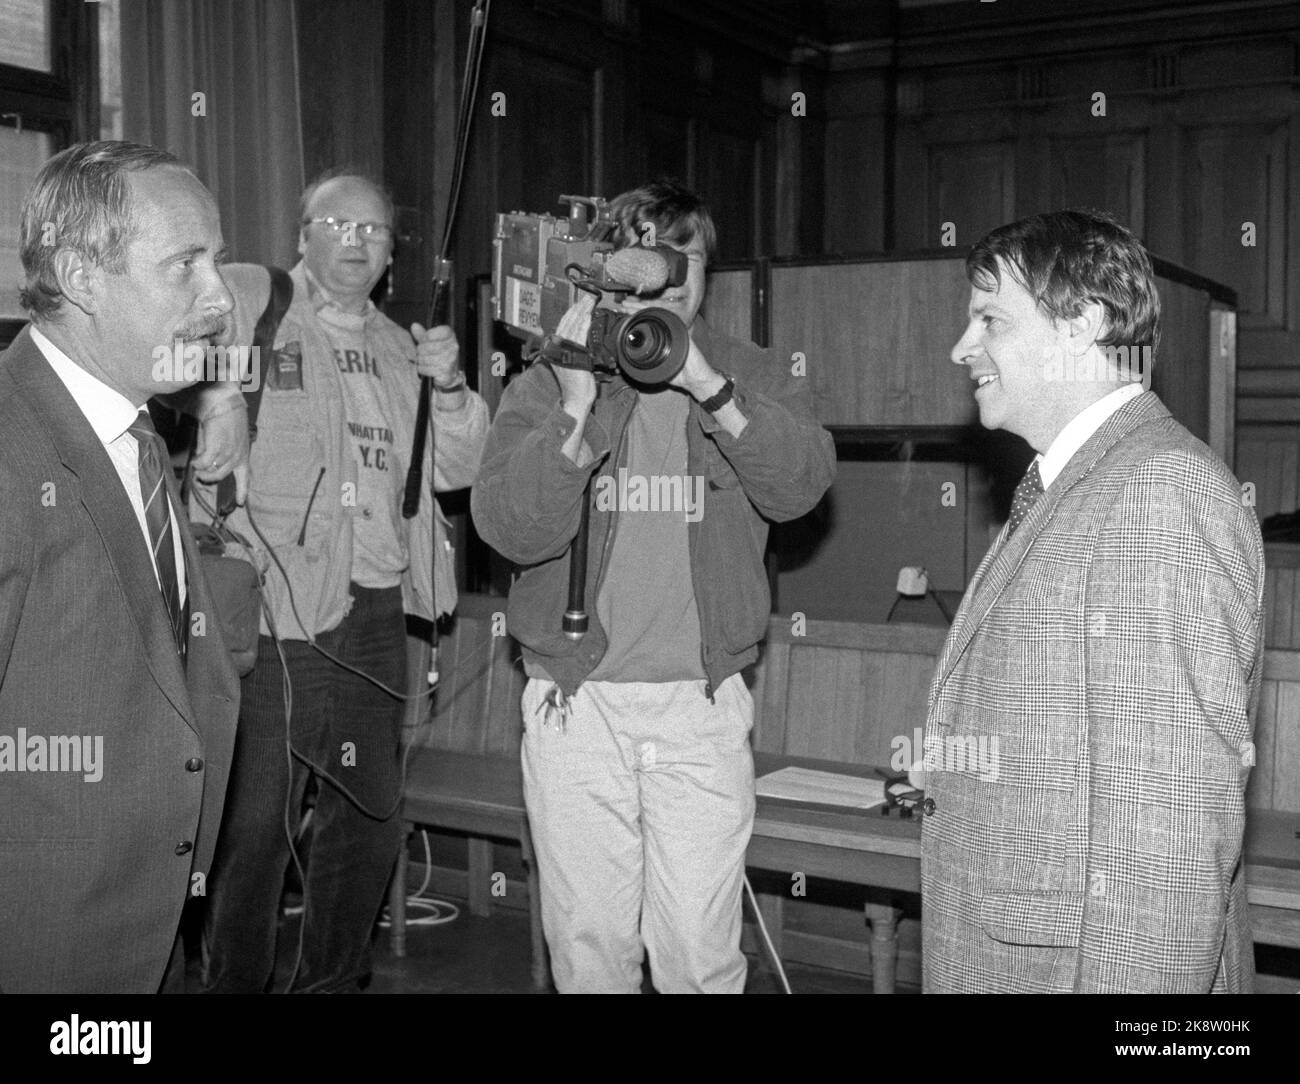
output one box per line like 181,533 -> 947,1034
670,337 -> 725,401
554,295 -> 597,412
673,336 -> 748,437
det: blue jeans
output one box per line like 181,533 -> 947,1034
201,585 -> 406,993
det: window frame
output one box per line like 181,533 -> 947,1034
0,0 -> 99,346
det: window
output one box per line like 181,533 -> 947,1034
0,0 -> 52,73
0,126 -> 54,319
0,0 -> 101,337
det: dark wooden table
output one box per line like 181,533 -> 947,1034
748,753 -> 921,993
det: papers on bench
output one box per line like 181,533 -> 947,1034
755,766 -> 887,811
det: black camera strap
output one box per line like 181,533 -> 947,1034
215,265 -> 294,516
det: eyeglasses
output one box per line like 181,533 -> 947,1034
303,216 -> 393,243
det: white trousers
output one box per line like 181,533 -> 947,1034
520,673 -> 755,993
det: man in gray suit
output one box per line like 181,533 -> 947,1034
922,209 -> 1264,992
0,141 -> 240,992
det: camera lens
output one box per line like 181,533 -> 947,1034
621,320 -> 666,369
612,308 -> 688,384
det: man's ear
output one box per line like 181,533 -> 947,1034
1063,299 -> 1107,357
52,248 -> 99,317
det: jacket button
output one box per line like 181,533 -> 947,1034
185,758 -> 204,772
175,841 -> 193,856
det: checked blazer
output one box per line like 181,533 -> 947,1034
921,391 -> 1265,993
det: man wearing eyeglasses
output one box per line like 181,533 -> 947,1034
198,169 -> 488,993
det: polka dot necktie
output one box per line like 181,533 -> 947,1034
1007,459 -> 1045,537
127,410 -> 188,663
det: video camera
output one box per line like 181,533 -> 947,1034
492,194 -> 691,384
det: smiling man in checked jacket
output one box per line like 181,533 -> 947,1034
924,209 -> 1264,993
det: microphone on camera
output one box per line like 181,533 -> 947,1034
605,246 -> 670,294
606,245 -> 689,296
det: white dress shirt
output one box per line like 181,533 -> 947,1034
31,325 -> 188,604
1036,382 -> 1144,489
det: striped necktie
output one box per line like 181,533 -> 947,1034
128,410 -> 188,662
1007,459 -> 1045,537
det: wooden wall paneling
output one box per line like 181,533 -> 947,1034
418,596 -> 520,755
750,637 -> 790,754
702,266 -> 753,341
821,58 -> 892,254
1248,676 -> 1277,811
891,116 -> 928,250
925,140 -> 1016,251
856,648 -> 891,765
1258,649 -> 1300,813
640,105 -> 694,188
1182,121 -> 1289,332
831,646 -> 866,760
1152,276 -> 1210,446
1237,426 -> 1300,521
1015,121 -> 1050,224
633,10 -> 772,259
768,258 -> 975,426
1264,543 -> 1300,651
769,66 -> 800,258
1268,566 -> 1296,648
1277,439 -> 1300,520
485,624 -> 526,756
767,61 -> 825,257
1289,110 -> 1300,336
748,617 -> 946,760
1208,305 -> 1236,468
869,648 -> 936,768
1143,121 -> 1184,262
697,123 -> 761,260
1048,132 -> 1146,237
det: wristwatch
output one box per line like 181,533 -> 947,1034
699,374 -> 735,414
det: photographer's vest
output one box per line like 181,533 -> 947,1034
219,262 -> 463,638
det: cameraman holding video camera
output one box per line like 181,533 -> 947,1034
472,180 -> 835,993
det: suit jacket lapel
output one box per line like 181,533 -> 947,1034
932,392 -> 1172,697
8,328 -> 196,729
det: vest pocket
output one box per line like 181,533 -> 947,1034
250,425 -> 320,500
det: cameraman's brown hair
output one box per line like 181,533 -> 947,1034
611,179 -> 717,261
966,209 -> 1160,356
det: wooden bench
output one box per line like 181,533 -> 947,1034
390,593 -> 1300,990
